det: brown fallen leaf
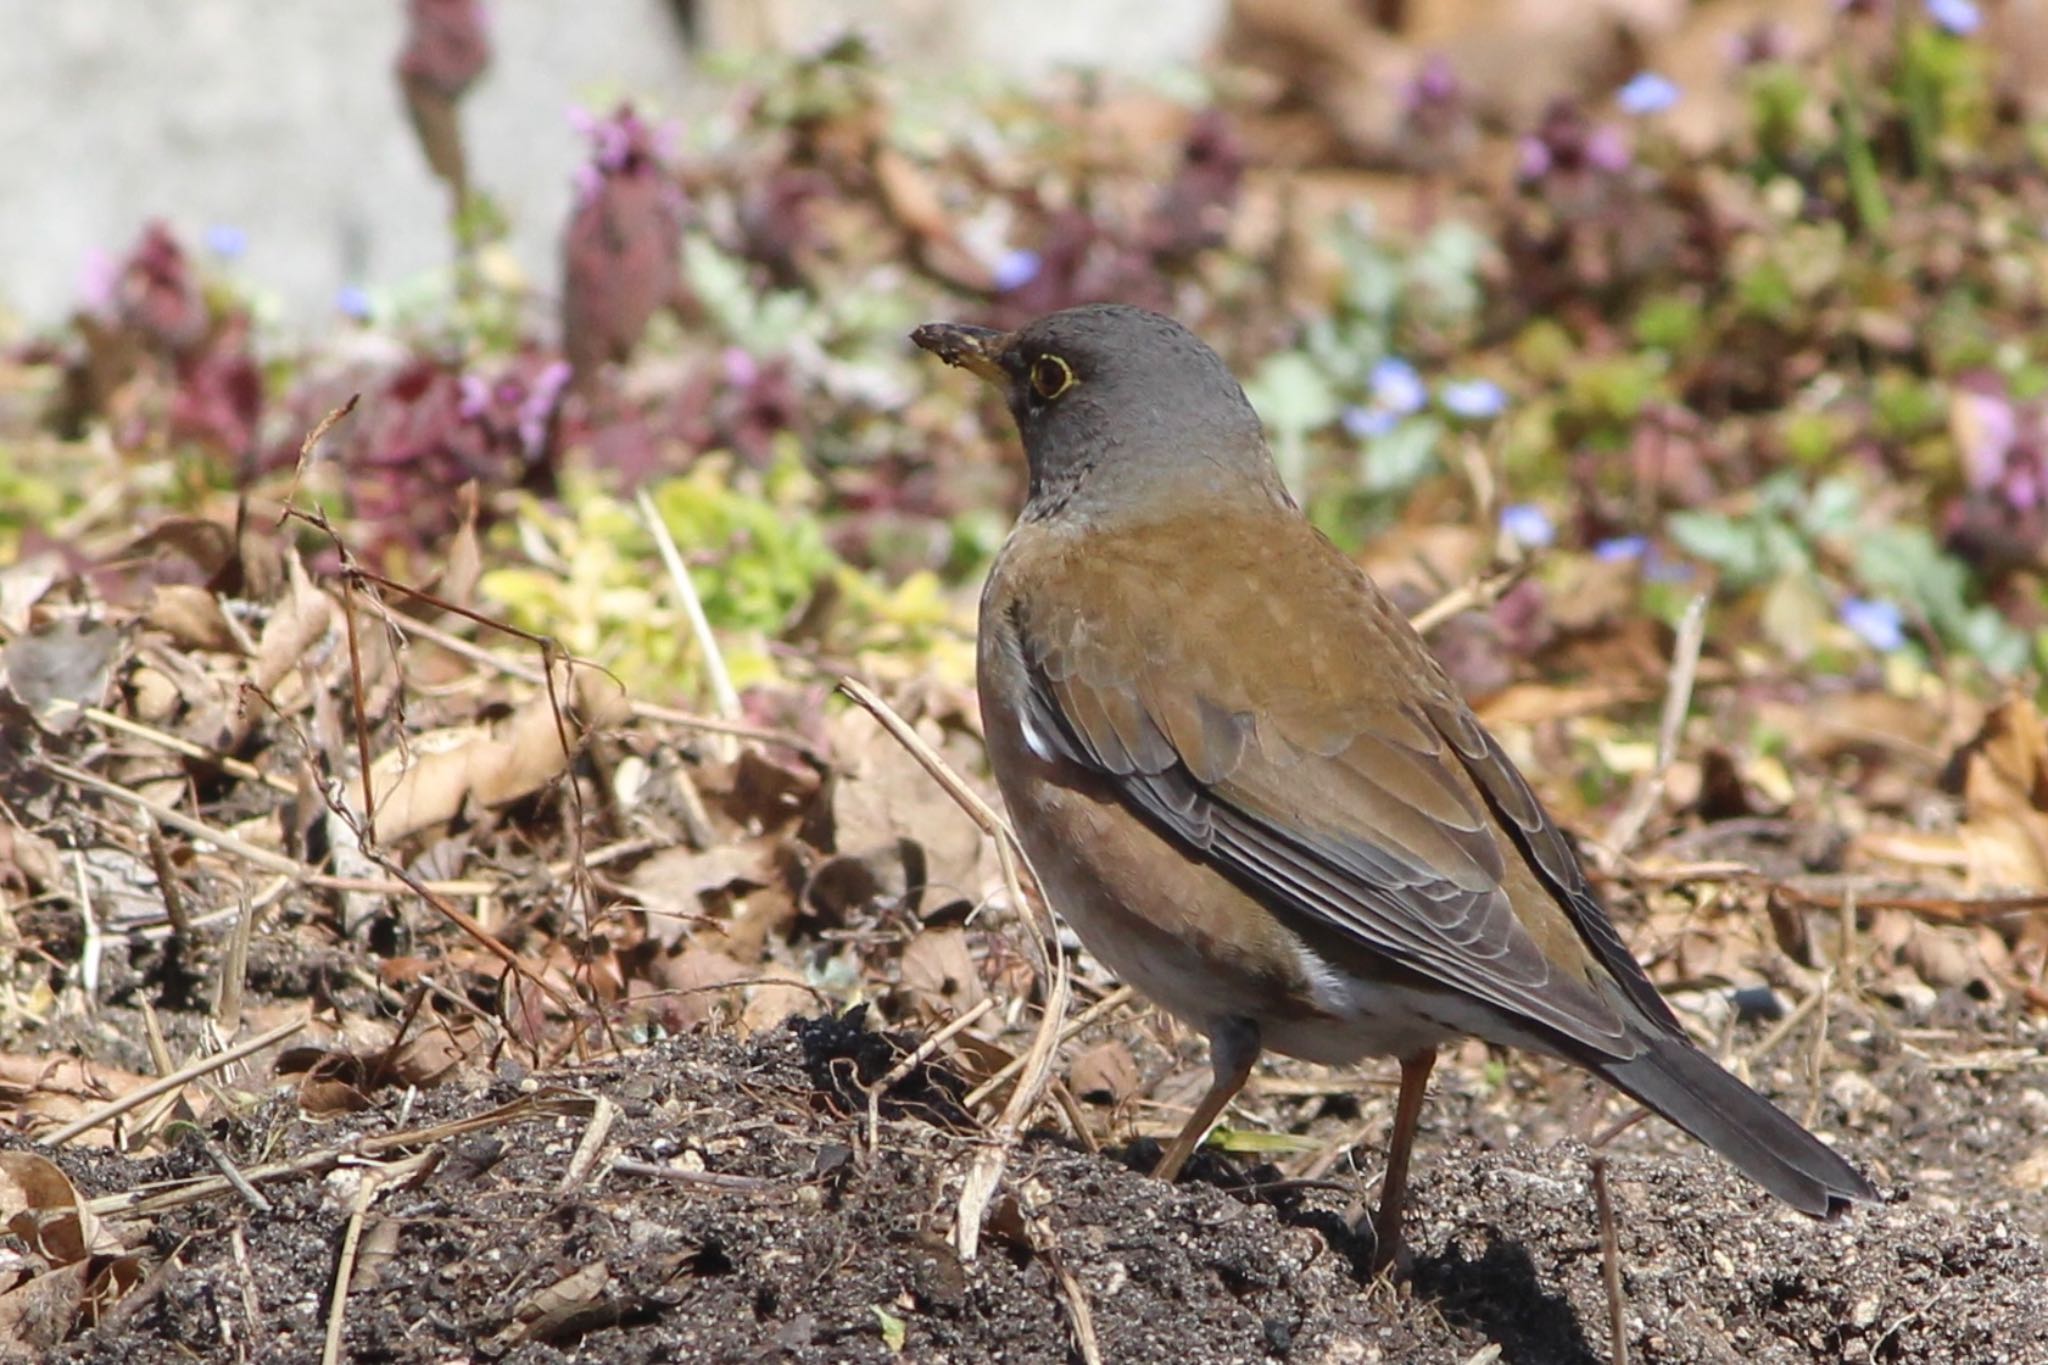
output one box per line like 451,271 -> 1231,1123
141,584 -> 242,654
1955,695 -> 2048,892
1853,694 -> 2048,894
1068,1040 -> 1141,1107
0,1152 -> 124,1264
1,617 -> 124,735
646,946 -> 753,1031
489,1260 -> 615,1349
825,711 -> 992,914
367,663 -> 630,843
0,1260 -> 88,1356
630,838 -> 780,953
899,927 -> 987,1019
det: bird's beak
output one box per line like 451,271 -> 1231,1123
911,322 -> 1010,386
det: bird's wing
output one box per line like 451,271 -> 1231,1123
1008,517 -> 1662,1057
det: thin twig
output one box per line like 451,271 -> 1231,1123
394,613 -> 822,761
1592,1156 -> 1629,1365
321,1169 -> 383,1365
866,999 -> 997,1153
873,998 -> 997,1096
1408,564 -> 1527,637
201,1137 -> 274,1214
212,892 -> 255,1045
66,701 -> 297,793
836,677 -> 1072,1262
85,1091 -> 597,1218
636,487 -> 741,759
610,1160 -> 779,1192
73,849 -> 102,1005
142,814 -> 192,938
43,759 -> 308,879
1605,591 -> 1709,856
43,1016 -> 308,1145
1022,1182 -> 1104,1365
559,1095 -> 619,1193
963,985 -> 1136,1110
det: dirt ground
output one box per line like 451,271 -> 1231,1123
29,991 -> 2048,1365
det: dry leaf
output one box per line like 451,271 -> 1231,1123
826,714 -> 991,913
0,552 -> 61,635
649,946 -> 752,1030
142,584 -> 241,654
0,1152 -> 123,1263
0,1260 -> 88,1355
630,840 -> 778,952
739,963 -> 814,1035
1068,1041 -> 1140,1106
1954,695 -> 2048,892
490,1260 -> 615,1348
1,618 -> 123,734
368,664 -> 629,843
898,927 -> 986,1018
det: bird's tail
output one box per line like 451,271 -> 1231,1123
1594,1032 -> 1876,1216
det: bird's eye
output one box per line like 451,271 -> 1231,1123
1029,354 -> 1075,402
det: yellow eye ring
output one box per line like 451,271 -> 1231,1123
1029,354 -> 1075,402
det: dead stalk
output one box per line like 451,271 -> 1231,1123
836,677 -> 1072,1262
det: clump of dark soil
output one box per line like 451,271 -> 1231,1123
32,1014 -> 2048,1364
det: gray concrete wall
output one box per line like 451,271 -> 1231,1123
0,1 -> 1225,334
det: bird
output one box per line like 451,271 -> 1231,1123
912,302 -> 1876,1270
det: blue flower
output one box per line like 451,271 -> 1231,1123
335,284 -> 373,321
1926,0 -> 1981,34
1440,378 -> 1507,420
1341,404 -> 1399,439
1615,72 -> 1681,116
1500,503 -> 1555,549
993,249 -> 1042,292
1840,597 -> 1906,652
1369,357 -> 1428,415
204,224 -> 247,262
1594,535 -> 1648,563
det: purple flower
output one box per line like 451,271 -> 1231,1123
562,102 -> 687,380
1953,389 -> 2018,492
993,248 -> 1042,292
1840,597 -> 1906,652
205,224 -> 248,262
1585,125 -> 1634,173
457,373 -> 491,419
76,247 -> 117,313
518,360 -> 573,457
1616,72 -> 1681,116
1341,405 -> 1400,439
1403,53 -> 1460,111
336,284 -> 373,320
1594,535 -> 1649,562
1370,357 -> 1428,415
721,347 -> 760,387
1926,0 -> 1981,34
1500,503 -> 1556,549
1441,378 -> 1507,420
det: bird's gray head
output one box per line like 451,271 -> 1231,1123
912,304 -> 1286,520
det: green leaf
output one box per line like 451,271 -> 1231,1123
1360,418 -> 1443,493
1247,351 -> 1340,492
872,1306 -> 907,1353
1205,1128 -> 1319,1155
1668,511 -> 1770,583
1247,351 -> 1340,436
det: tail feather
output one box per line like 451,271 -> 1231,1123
1596,1032 -> 1876,1216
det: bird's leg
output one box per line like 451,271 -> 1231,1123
1153,1017 -> 1261,1181
1369,1048 -> 1438,1274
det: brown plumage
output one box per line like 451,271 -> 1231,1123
915,303 -> 1875,1270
